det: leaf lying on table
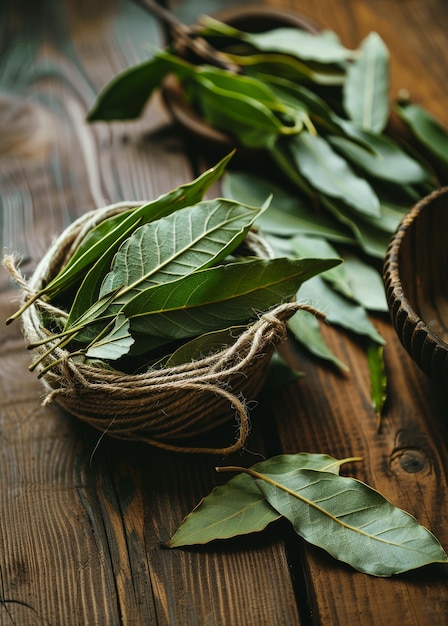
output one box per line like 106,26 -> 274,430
168,453 -> 448,577
168,453 -> 350,547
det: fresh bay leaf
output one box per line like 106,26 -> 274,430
234,53 -> 346,86
329,132 -> 429,184
163,326 -> 247,368
290,234 -> 353,299
296,275 -> 385,344
198,67 -> 280,105
289,132 -> 381,217
191,74 -> 300,149
395,100 -> 448,169
87,51 -> 195,121
287,308 -> 349,372
251,468 -> 447,575
85,314 -> 134,361
239,25 -> 357,64
342,253 -> 388,312
99,198 -> 265,308
343,32 -> 390,134
263,351 -> 304,390
64,153 -> 234,325
322,196 -> 392,258
221,170 -> 355,244
168,453 -> 348,547
124,257 -> 341,340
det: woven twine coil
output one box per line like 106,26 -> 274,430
10,201 -> 311,455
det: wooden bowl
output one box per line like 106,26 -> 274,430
383,187 -> 448,388
162,5 -> 318,154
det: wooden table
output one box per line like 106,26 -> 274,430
1,1 -> 447,624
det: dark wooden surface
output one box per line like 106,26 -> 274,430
1,1 -> 448,624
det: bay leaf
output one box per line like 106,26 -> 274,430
395,100 -> 448,169
99,198 -> 266,309
87,51 -> 195,121
234,52 -> 346,86
343,32 -> 390,134
221,170 -> 355,244
240,25 -> 357,64
64,153 -> 234,325
252,468 -> 448,575
295,274 -> 385,344
192,74 -> 300,148
168,453 -> 347,548
289,132 -> 381,217
290,234 -> 353,299
85,314 -> 134,361
329,132 -> 429,184
322,196 -> 392,258
124,257 -> 341,340
287,308 -> 349,372
162,325 -> 247,368
342,253 -> 388,312
263,351 -> 304,390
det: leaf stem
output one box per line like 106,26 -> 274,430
6,290 -> 47,324
29,331 -> 79,372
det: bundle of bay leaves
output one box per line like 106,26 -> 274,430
8,154 -> 338,376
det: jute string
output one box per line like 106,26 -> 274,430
4,202 -> 323,455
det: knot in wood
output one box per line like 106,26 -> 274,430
390,447 -> 428,474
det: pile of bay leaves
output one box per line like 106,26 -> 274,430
7,153 -> 337,376
88,16 -> 448,413
81,13 -> 448,578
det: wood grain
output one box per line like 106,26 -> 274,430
1,0 -> 448,625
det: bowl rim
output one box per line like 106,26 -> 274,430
383,185 -> 448,353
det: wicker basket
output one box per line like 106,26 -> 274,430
11,202 -> 303,454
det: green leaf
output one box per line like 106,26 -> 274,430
251,468 -> 447,575
168,453 -> 348,547
367,341 -> 387,419
290,235 -> 353,299
289,132 -> 381,217
162,326 -> 247,368
296,275 -> 385,344
322,196 -> 391,258
99,198 -> 265,310
87,51 -> 195,121
235,53 -> 346,86
85,314 -> 134,361
263,351 -> 304,390
343,32 -> 390,134
395,101 -> 448,169
287,308 -> 349,372
124,256 -> 341,340
221,170 -> 355,244
329,132 -> 429,184
342,253 -> 388,312
191,72 -> 301,148
240,25 -> 357,64
64,153 -> 235,324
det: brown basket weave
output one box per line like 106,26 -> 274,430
8,202 -> 306,455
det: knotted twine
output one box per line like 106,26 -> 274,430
5,202 -> 320,455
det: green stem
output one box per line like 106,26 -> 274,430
6,289 -> 48,325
